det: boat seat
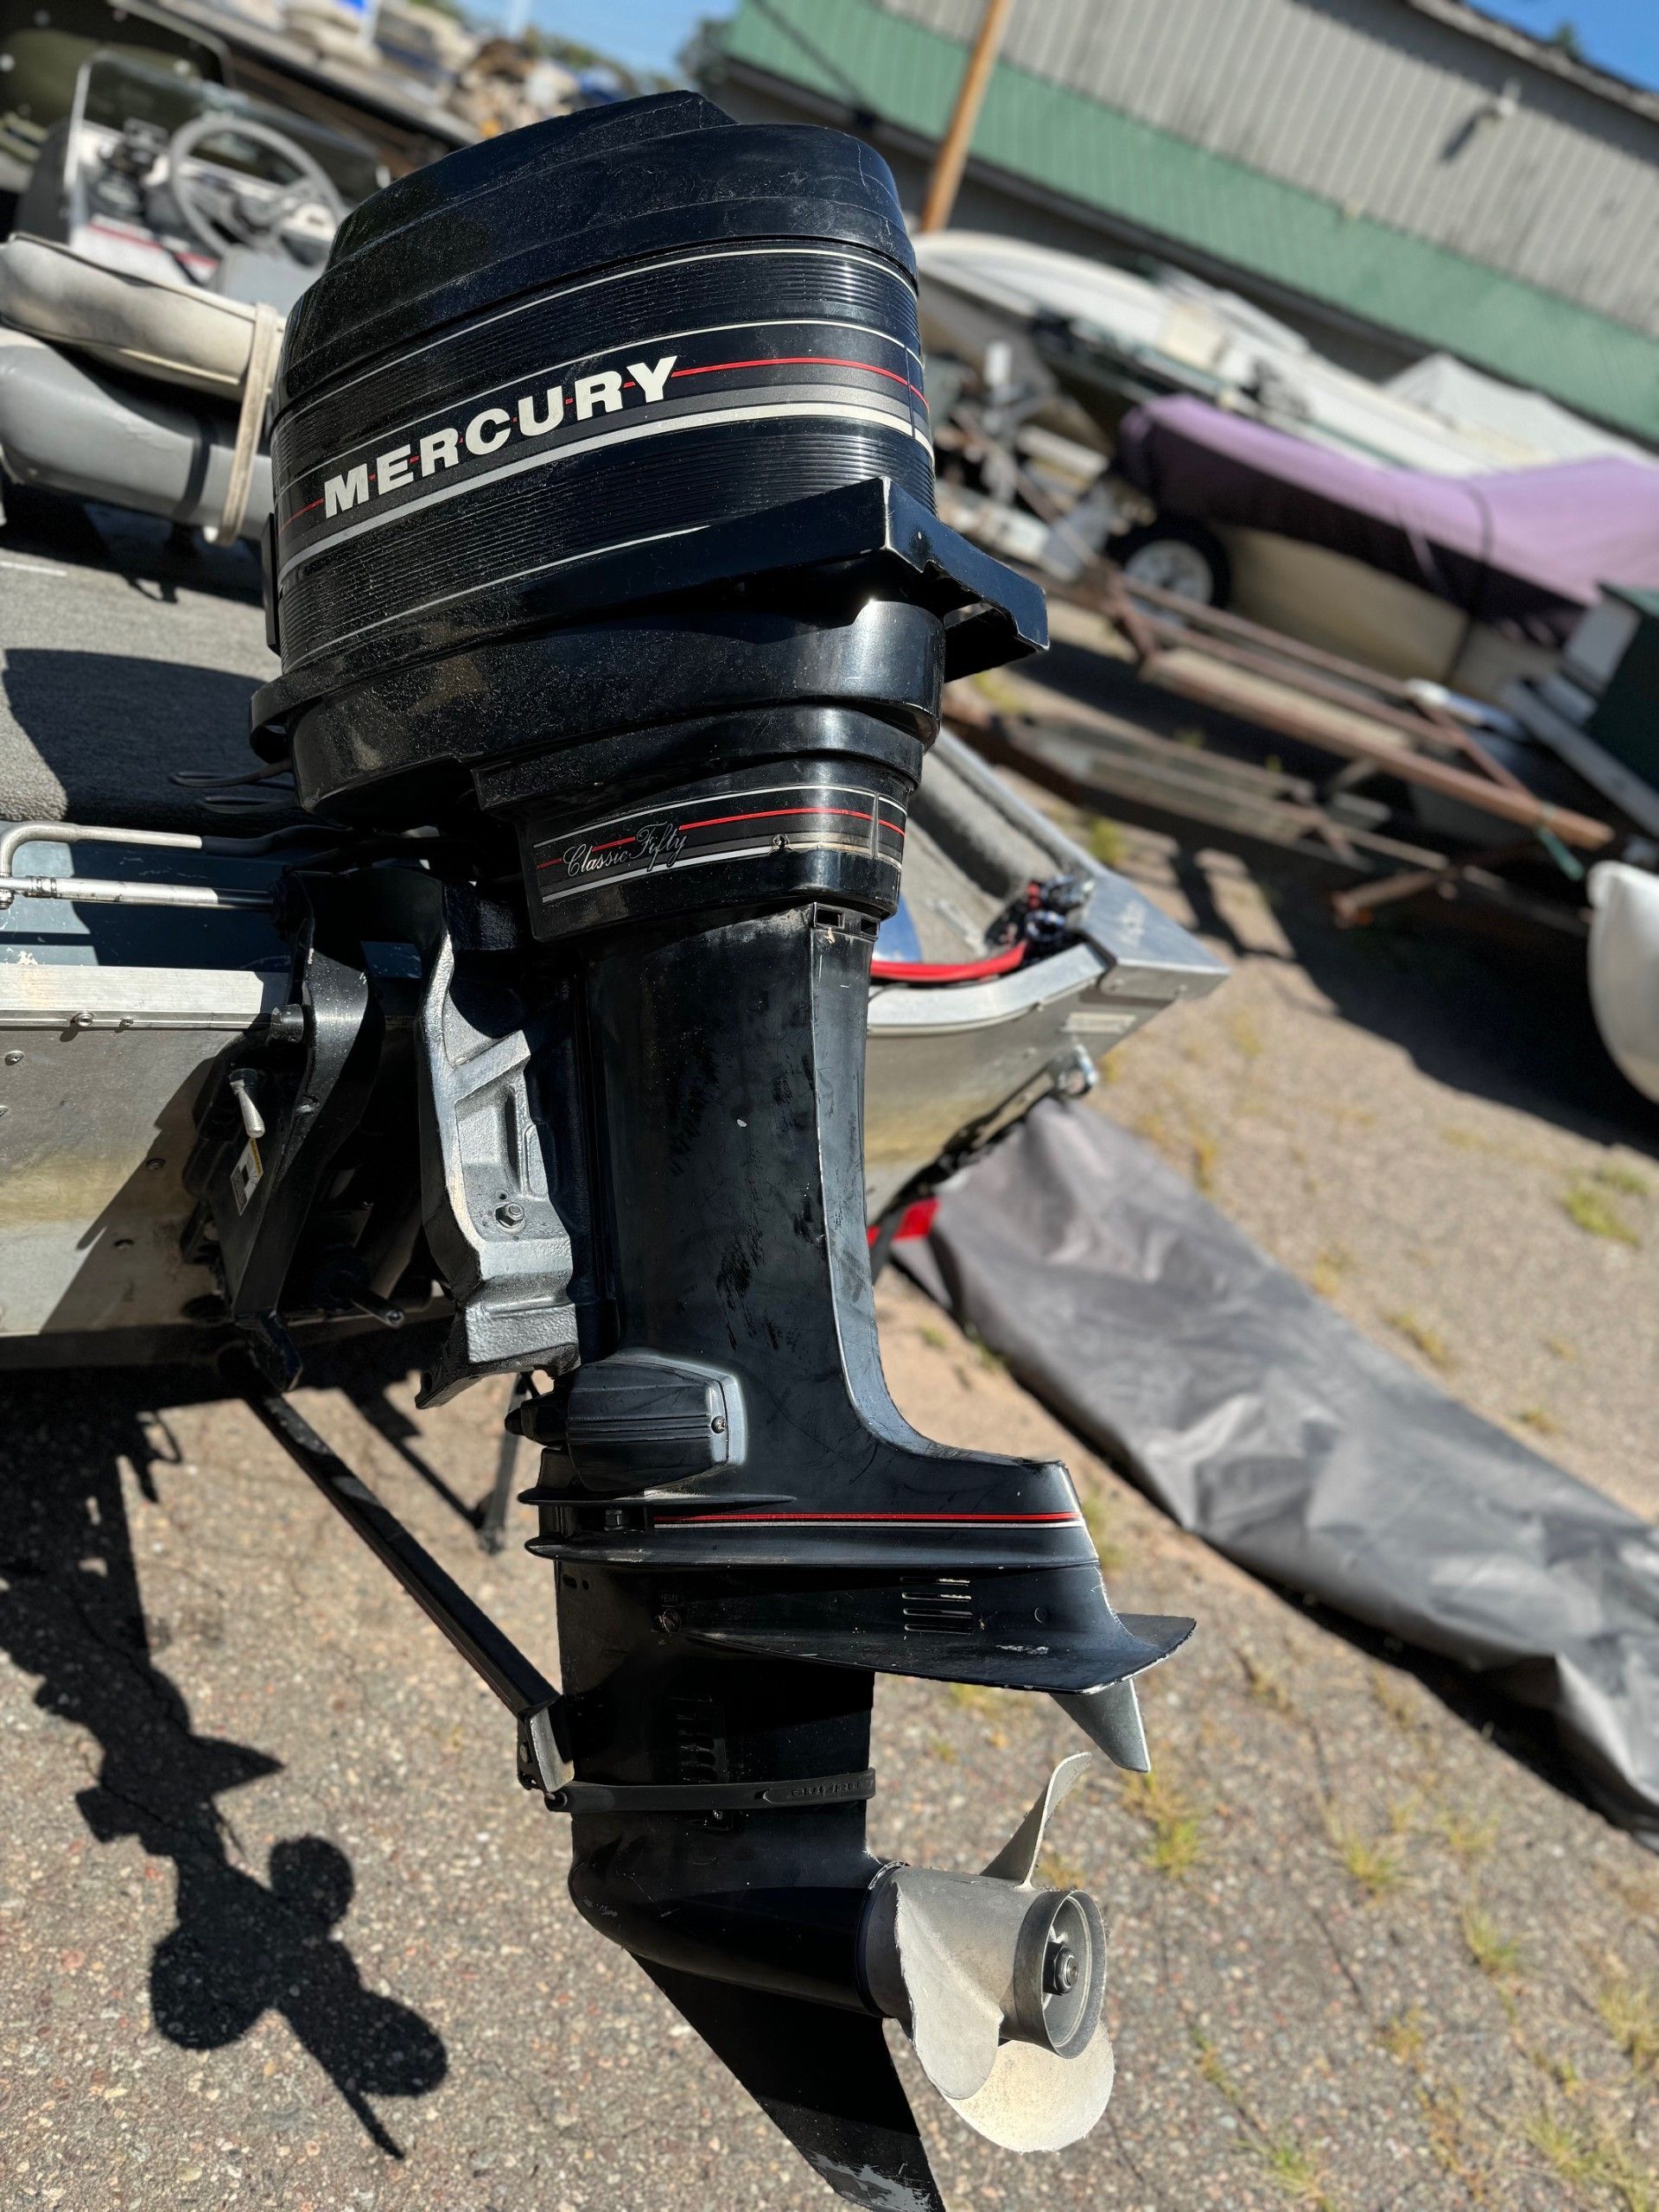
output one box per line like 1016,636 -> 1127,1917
0,335 -> 278,834
0,232 -> 281,400
0,326 -> 274,545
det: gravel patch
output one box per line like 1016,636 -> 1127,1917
1052,803 -> 1659,1522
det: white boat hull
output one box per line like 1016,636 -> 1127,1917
1588,862 -> 1659,1105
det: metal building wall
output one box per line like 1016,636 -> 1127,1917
879,0 -> 1659,336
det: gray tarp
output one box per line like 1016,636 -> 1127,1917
906,1100 -> 1659,1840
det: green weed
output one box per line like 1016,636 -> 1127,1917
1082,1491 -> 1127,1573
1384,1309 -> 1454,1371
1435,1808 -> 1497,1864
1462,1903 -> 1522,1981
1238,1648 -> 1294,1714
1122,1769 -> 1205,1878
1561,1180 -> 1641,1246
1514,1404 -> 1561,1438
1596,1964 -> 1659,2075
1257,2128 -> 1336,2209
1379,2005 -> 1426,2066
1520,2107 -> 1657,2212
1325,1812 -> 1406,1900
1087,816 -> 1129,869
1593,1161 -> 1651,1199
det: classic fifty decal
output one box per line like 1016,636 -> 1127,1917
530,784 -> 907,910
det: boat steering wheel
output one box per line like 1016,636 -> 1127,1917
163,113 -> 345,267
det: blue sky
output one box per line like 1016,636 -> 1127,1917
520,0 -> 727,77
1482,0 -> 1659,85
518,0 -> 1656,91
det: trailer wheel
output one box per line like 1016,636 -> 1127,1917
1113,518 -> 1231,607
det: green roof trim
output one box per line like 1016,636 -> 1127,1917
718,0 -> 1659,443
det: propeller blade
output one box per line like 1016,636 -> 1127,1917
944,2029 -> 1116,2153
874,1863 -> 1116,2153
640,1961 -> 947,2212
982,1750 -> 1095,1882
890,1880 -> 1007,2101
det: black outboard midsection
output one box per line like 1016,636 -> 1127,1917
232,92 -> 1192,2212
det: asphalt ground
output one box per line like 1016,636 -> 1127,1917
1062,804 -> 1659,1528
3,1283 -> 1656,2212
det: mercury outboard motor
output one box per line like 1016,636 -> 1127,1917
228,93 -> 1191,2210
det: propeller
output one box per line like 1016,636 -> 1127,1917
862,1751 -> 1116,2154
634,1753 -> 1117,2209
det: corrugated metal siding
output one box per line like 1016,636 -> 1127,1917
879,0 -> 1659,334
715,0 -> 1659,441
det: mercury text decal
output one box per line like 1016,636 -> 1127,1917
319,354 -> 678,522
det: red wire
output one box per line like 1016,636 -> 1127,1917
869,944 -> 1028,984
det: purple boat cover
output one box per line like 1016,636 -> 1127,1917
1116,395 -> 1659,638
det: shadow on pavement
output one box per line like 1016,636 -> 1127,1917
1271,884 -> 1656,1153
0,481 -> 265,604
0,1374 -> 447,2156
0,645 -> 265,825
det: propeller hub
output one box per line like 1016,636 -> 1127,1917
1011,1888 -> 1103,2056
861,1866 -> 1108,2066
1046,1943 -> 1079,1994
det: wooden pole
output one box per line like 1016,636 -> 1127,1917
917,0 -> 1015,233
